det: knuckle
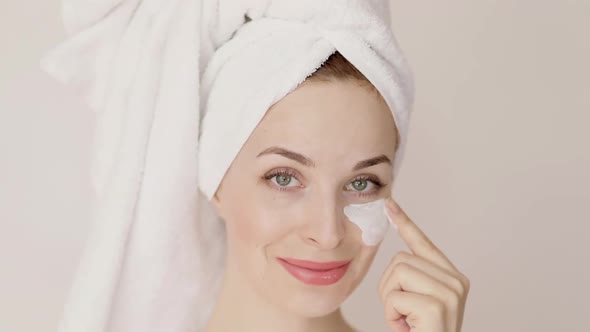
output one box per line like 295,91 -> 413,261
390,250 -> 410,266
426,298 -> 446,317
393,262 -> 412,275
378,279 -> 388,299
458,273 -> 471,293
450,276 -> 466,295
381,288 -> 397,307
446,288 -> 461,308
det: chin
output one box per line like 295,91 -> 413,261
281,286 -> 352,318
276,267 -> 365,318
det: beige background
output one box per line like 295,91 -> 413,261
1,1 -> 589,331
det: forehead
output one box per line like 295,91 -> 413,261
243,80 -> 398,162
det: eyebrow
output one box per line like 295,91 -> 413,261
256,146 -> 391,171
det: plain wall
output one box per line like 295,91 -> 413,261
1,0 -> 589,331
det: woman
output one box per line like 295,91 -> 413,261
204,51 -> 470,332
42,0 -> 470,331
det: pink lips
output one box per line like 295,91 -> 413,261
277,257 -> 351,286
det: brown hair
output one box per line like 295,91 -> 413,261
305,51 -> 400,152
307,51 -> 371,83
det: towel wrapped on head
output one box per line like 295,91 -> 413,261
41,0 -> 415,331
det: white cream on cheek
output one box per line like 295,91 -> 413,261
343,198 -> 391,246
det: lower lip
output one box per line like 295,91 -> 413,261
277,258 -> 351,286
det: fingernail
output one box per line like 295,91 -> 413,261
384,205 -> 398,231
388,197 -> 401,215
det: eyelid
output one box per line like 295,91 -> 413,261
351,174 -> 384,187
264,167 -> 303,182
263,168 -> 304,190
344,176 -> 383,196
263,167 -> 385,196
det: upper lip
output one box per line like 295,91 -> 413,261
277,257 -> 352,270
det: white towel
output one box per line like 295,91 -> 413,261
41,0 -> 415,331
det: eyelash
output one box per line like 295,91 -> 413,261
262,168 -> 385,197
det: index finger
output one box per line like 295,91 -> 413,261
385,196 -> 458,273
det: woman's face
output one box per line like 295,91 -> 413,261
211,79 -> 398,317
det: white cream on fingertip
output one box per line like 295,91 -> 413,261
343,198 -> 391,246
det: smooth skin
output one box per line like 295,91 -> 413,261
381,196 -> 470,331
205,78 -> 469,332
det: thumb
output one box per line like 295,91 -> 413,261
387,317 -> 411,332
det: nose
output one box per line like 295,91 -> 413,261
299,194 -> 346,250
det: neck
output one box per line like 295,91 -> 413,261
203,258 -> 356,332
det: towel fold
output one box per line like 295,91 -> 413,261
41,0 -> 414,331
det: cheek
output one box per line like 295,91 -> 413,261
351,244 -> 379,284
343,198 -> 390,246
359,244 -> 379,265
225,197 -> 300,281
226,196 -> 296,249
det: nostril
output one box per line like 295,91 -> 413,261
306,232 -> 343,250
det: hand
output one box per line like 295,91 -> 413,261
378,195 -> 470,332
